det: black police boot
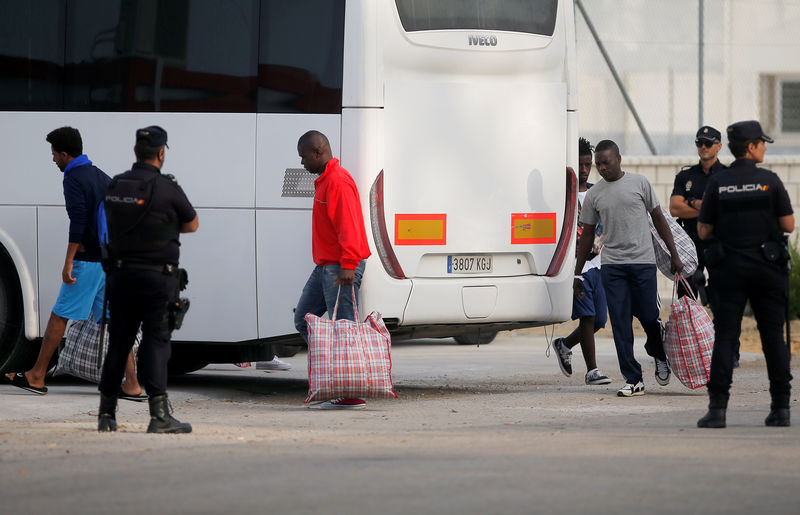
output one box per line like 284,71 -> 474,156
98,393 -> 118,432
765,394 -> 790,427
697,393 -> 727,428
146,394 -> 192,434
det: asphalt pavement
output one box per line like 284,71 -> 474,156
1,331 -> 798,514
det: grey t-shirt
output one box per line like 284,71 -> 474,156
579,172 -> 658,265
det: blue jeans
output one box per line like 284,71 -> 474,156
294,261 -> 366,343
601,263 -> 665,384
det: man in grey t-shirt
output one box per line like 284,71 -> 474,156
575,140 -> 683,397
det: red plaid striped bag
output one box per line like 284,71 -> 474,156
304,287 -> 397,403
663,275 -> 714,389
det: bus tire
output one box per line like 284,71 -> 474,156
454,330 -> 498,346
167,356 -> 210,376
0,247 -> 38,373
272,344 -> 302,358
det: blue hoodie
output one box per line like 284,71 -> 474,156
62,155 -> 112,262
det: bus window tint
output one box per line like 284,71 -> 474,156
258,0 -> 345,114
0,0 -> 65,110
63,0 -> 259,112
395,0 -> 558,36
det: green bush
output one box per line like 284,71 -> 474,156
789,237 -> 800,320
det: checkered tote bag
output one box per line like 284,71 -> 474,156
648,206 -> 698,280
663,275 -> 713,389
53,313 -> 140,384
304,286 -> 396,403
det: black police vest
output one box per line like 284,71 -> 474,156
104,175 -> 179,256
715,171 -> 779,248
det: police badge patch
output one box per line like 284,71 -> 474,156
685,180 -> 693,191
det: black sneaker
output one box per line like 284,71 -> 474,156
552,337 -> 572,377
585,368 -> 612,385
654,358 -> 671,386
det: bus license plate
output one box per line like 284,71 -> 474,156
447,255 -> 493,274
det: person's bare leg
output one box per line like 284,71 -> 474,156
121,351 -> 142,396
576,316 -> 599,371
4,312 -> 68,388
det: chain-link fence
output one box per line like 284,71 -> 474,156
576,0 -> 800,157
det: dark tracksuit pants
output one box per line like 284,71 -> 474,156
706,254 -> 792,406
99,268 -> 178,397
601,263 -> 665,384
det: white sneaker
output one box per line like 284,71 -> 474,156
654,358 -> 671,386
617,382 -> 645,397
320,398 -> 366,410
585,368 -> 612,385
256,358 -> 292,371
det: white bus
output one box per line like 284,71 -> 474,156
0,0 -> 577,373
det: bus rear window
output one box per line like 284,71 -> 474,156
395,0 -> 558,36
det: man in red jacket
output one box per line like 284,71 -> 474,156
295,130 -> 371,409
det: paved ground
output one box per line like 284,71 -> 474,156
1,331 -> 798,514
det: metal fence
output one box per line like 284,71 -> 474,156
575,0 -> 800,156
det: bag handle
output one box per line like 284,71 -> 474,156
672,273 -> 697,303
331,284 -> 359,322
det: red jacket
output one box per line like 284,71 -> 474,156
312,158 -> 371,269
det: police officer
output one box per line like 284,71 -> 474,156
97,126 -> 199,433
696,120 -> 794,428
669,125 -> 726,300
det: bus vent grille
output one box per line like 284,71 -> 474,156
281,168 -> 315,198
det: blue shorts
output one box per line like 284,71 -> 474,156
52,260 -> 106,323
571,267 -> 608,330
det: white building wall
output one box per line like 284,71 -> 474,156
577,0 -> 800,156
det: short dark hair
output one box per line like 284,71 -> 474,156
298,130 -> 330,152
134,144 -> 161,161
46,126 -> 82,157
594,139 -> 619,155
579,137 -> 593,157
728,139 -> 758,159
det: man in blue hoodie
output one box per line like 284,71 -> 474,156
4,127 -> 142,397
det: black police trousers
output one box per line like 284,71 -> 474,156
99,268 -> 178,398
706,254 -> 792,402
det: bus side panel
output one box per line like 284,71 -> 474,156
0,112 -> 257,210
255,209 -> 312,338
255,114 -> 341,210
0,207 -> 40,340
174,209 -> 258,342
37,207 -> 68,335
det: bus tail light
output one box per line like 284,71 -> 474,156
545,167 -> 578,277
369,170 -> 405,279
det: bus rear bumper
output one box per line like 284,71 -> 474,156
401,275 -> 571,326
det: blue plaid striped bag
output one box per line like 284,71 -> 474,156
54,314 -> 140,384
649,206 -> 698,280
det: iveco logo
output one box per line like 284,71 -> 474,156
468,35 -> 498,46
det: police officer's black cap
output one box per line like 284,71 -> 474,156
726,120 -> 774,144
135,125 -> 169,148
695,125 -> 721,142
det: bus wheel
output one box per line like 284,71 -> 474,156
167,356 -> 210,376
454,331 -> 498,346
272,344 -> 302,358
0,248 -> 38,373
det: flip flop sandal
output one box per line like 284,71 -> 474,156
4,372 -> 48,395
119,392 -> 149,402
